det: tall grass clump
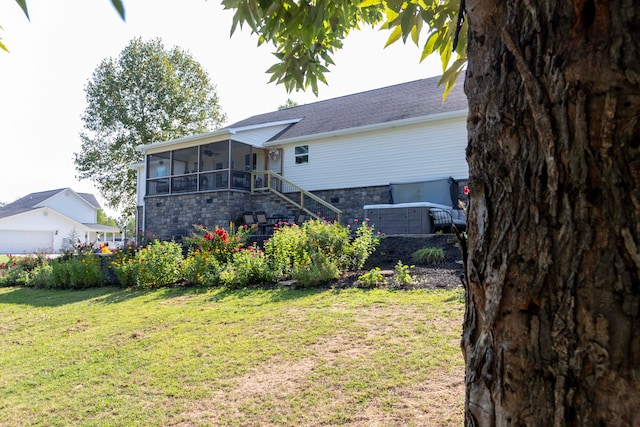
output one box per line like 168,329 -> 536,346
412,246 -> 445,264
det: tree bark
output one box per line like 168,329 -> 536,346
462,0 -> 640,425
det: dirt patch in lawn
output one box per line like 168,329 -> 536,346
171,292 -> 465,427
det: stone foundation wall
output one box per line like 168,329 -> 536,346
311,185 -> 391,225
143,191 -> 252,240
141,185 -> 391,240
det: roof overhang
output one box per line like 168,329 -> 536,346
227,118 -> 302,133
82,223 -> 121,233
138,128 -> 234,153
263,109 -> 468,147
138,119 -> 304,154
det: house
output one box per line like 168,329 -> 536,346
134,75 -> 468,239
0,188 -> 122,254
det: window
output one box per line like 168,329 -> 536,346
295,145 -> 309,164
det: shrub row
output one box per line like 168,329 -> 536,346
0,219 -> 381,290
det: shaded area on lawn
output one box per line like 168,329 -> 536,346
0,286 -> 120,307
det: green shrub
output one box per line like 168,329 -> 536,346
0,254 -> 49,287
232,246 -> 274,286
356,267 -> 386,288
27,262 -> 54,288
263,219 -> 380,287
181,249 -> 223,287
221,246 -> 274,288
50,255 -> 105,289
412,247 -> 445,264
130,241 -> 183,288
291,255 -> 340,287
110,251 -> 137,287
349,219 -> 382,269
263,223 -> 306,279
393,261 -> 415,286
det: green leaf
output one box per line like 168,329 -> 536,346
110,0 -> 126,20
439,55 -> 465,101
384,25 -> 402,48
14,0 -> 29,21
357,0 -> 382,8
0,25 -> 8,53
411,15 -> 423,45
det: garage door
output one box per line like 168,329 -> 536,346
0,230 -> 54,254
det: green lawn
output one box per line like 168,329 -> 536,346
0,286 -> 465,426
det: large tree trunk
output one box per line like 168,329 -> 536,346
462,1 -> 640,425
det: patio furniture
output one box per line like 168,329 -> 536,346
429,208 -> 454,233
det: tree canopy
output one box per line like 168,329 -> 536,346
221,0 -> 466,97
74,37 -> 227,218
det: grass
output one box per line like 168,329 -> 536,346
0,286 -> 465,426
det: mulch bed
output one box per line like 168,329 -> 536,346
332,234 -> 465,290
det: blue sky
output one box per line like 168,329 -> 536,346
0,0 -> 442,216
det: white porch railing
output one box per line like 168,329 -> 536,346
251,170 -> 342,223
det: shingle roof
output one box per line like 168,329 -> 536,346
0,188 -> 101,219
227,74 -> 467,142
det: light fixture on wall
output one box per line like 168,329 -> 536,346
55,230 -> 58,235
269,149 -> 280,161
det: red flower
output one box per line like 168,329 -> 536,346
215,228 -> 229,243
463,185 -> 470,195
204,232 -> 215,241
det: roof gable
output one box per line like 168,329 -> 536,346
0,188 -> 101,220
227,74 -> 467,142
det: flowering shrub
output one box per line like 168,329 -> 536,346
220,246 -> 274,288
2,218 -> 381,291
291,255 -> 340,286
28,262 -> 54,288
181,249 -> 222,287
0,253 -> 48,286
50,255 -> 105,289
110,248 -> 137,287
183,223 -> 254,263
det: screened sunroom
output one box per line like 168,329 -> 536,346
145,140 -> 260,196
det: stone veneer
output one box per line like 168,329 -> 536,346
140,185 -> 391,241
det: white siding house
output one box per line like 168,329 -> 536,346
0,188 -> 121,254
135,75 -> 469,239
276,113 -> 467,191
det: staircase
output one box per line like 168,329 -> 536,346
251,170 -> 342,223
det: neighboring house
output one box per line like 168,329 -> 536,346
134,75 -> 468,239
0,188 -> 121,254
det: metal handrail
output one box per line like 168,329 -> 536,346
251,170 -> 342,223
